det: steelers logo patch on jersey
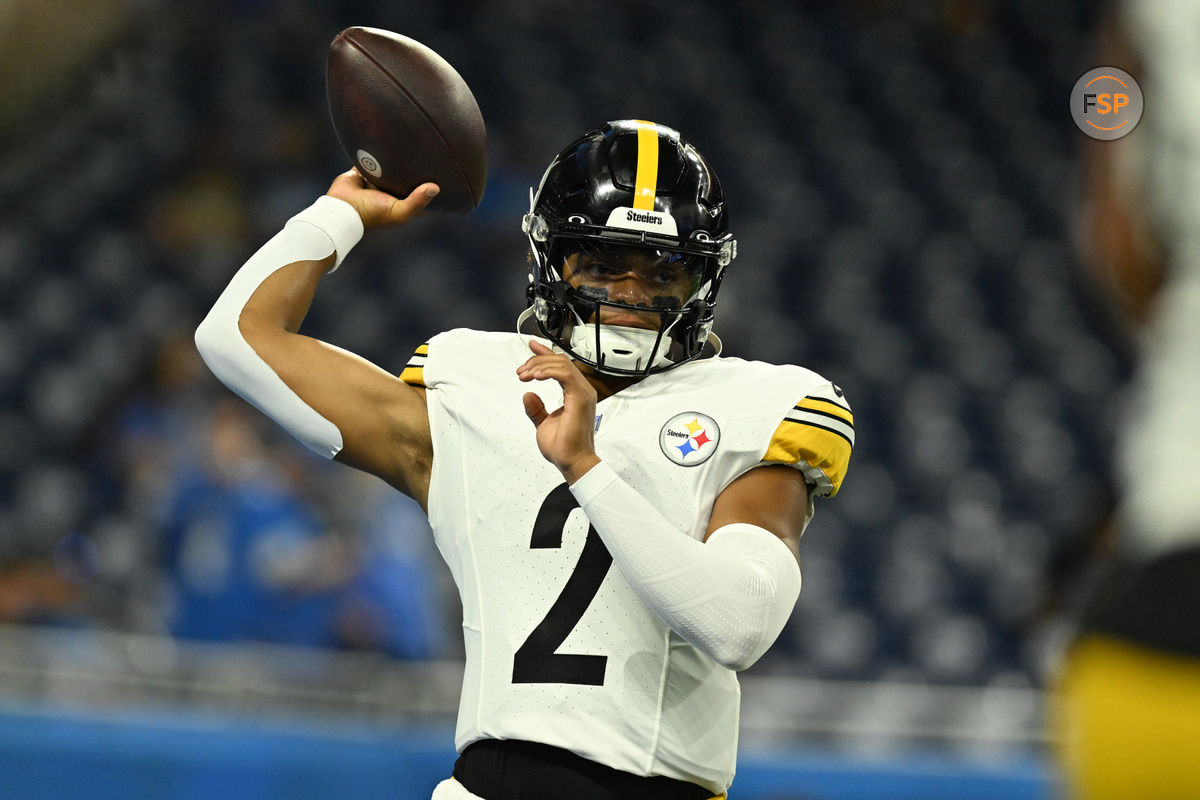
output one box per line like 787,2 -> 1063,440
659,412 -> 720,466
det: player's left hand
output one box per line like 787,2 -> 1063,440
518,340 -> 601,483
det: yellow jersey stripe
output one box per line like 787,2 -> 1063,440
796,397 -> 853,425
633,120 -> 659,210
399,342 -> 429,386
399,366 -> 425,387
763,419 -> 852,496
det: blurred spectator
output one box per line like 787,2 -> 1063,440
327,471 -> 459,660
159,396 -> 351,646
99,329 -> 456,656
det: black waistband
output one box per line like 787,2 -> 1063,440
452,739 -> 714,800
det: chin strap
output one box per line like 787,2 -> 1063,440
569,322 -> 675,373
515,306 -> 724,373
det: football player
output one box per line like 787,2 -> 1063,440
195,120 -> 853,799
1049,3 -> 1200,797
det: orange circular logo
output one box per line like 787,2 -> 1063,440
1070,67 -> 1143,140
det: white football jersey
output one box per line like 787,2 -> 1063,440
401,329 -> 852,794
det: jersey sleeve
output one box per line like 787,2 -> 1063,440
761,382 -> 854,497
399,341 -> 430,387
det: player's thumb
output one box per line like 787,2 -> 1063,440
377,183 -> 439,227
404,182 -> 440,215
522,392 -> 548,426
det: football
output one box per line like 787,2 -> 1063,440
326,27 -> 487,213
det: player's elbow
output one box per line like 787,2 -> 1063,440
194,313 -> 221,368
194,311 -> 234,378
700,560 -> 802,672
194,308 -> 262,393
708,635 -> 770,672
706,604 -> 795,671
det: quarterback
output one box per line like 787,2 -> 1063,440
195,121 -> 853,799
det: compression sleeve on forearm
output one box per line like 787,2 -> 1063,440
193,196 -> 364,459
569,461 -> 802,671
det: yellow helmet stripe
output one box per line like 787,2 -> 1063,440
633,120 -> 659,210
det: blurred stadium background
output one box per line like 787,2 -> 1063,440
0,0 -> 1132,797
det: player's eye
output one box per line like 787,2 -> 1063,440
655,267 -> 684,285
583,260 -> 624,277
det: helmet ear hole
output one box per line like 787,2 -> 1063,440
541,281 -> 574,332
676,301 -> 705,352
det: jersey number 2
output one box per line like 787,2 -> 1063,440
512,483 -> 613,685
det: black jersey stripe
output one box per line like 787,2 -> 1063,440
799,396 -> 853,416
778,417 -> 854,446
790,405 -> 855,428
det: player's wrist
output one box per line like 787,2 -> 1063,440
562,453 -> 603,486
287,195 -> 364,272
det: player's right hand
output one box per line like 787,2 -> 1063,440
518,340 -> 601,484
325,168 -> 439,231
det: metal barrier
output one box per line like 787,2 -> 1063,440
0,625 -> 1054,799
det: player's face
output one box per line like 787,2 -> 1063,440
561,242 -> 700,331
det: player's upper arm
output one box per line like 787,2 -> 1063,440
199,253 -> 434,506
705,381 -> 854,547
239,312 -> 431,501
706,465 -> 811,549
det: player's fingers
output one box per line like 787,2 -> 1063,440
533,362 -> 596,408
522,392 -> 548,425
518,358 -> 586,390
384,182 -> 440,222
352,167 -> 379,188
330,168 -> 365,189
528,340 -> 553,356
517,353 -> 567,371
516,350 -> 573,378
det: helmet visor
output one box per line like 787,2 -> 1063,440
561,240 -> 705,308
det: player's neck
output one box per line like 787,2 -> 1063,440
579,365 -> 643,401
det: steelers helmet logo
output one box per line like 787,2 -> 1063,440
659,412 -> 721,466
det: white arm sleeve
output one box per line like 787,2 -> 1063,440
569,461 -> 802,671
193,196 -> 364,459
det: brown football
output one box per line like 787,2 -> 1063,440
326,27 -> 487,213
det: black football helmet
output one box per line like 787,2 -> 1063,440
520,120 -> 737,376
